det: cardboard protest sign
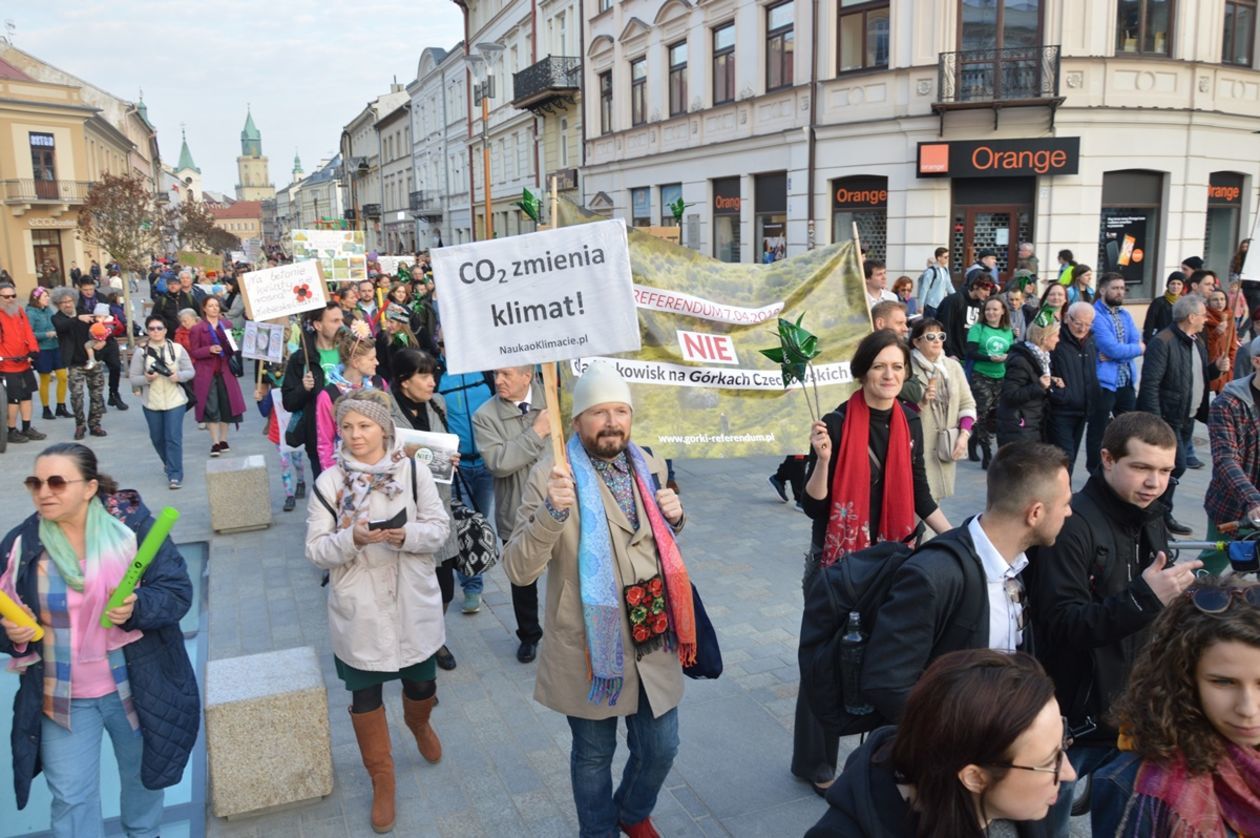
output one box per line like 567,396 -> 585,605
377,255 -> 411,277
290,229 -> 366,283
433,219 -> 640,375
239,260 -> 329,322
241,321 -> 285,363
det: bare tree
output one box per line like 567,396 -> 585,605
77,173 -> 160,275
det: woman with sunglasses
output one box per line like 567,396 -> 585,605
1092,578 -> 1260,837
0,443 -> 198,837
909,318 -> 976,500
129,315 -> 195,490
808,649 -> 1073,836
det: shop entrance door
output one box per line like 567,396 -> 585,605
951,205 -> 1032,285
31,229 -> 64,288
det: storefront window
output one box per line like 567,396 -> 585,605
660,183 -> 683,227
631,187 -> 652,227
755,172 -> 787,263
1205,172 -> 1244,276
1098,170 -> 1164,298
1117,0 -> 1173,55
831,176 -> 887,261
713,177 -> 741,263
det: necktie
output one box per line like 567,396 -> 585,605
519,402 -> 529,415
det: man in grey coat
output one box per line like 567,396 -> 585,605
473,364 -> 551,662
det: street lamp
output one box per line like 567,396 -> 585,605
468,42 -> 505,241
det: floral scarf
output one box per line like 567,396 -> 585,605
821,391 -> 915,567
332,442 -> 407,531
1025,340 -> 1052,377
1129,743 -> 1260,837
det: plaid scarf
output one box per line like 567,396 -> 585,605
1128,744 -> 1260,836
569,436 -> 696,706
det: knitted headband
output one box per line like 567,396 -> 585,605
335,395 -> 394,440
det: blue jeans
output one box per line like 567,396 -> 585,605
142,405 -> 184,482
41,692 -> 164,838
454,459 -> 495,595
566,684 -> 679,837
1034,743 -> 1117,838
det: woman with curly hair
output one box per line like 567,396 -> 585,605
1092,577 -> 1260,837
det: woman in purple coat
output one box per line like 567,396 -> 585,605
186,297 -> 246,457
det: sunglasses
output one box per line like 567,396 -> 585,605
991,717 -> 1074,785
1188,585 -> 1260,613
0,293 -> 16,300
918,332 -> 946,342
23,475 -> 85,494
147,325 -> 167,331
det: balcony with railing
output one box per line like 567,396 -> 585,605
2,178 -> 93,205
934,45 -> 1063,133
409,190 -> 442,218
512,56 -> 581,112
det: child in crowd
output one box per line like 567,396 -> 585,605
255,362 -> 307,512
84,303 -> 114,370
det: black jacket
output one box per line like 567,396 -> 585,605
1137,324 -> 1220,428
281,339 -> 329,476
996,342 -> 1050,440
859,522 -> 1033,722
1142,295 -> 1175,343
1025,474 -> 1168,745
151,290 -> 200,334
935,290 -> 984,359
808,727 -> 1046,838
1048,328 -> 1098,417
51,310 -> 91,367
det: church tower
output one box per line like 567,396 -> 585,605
292,150 -> 304,184
235,105 -> 275,201
174,127 -> 203,203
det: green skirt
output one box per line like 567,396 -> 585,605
335,655 -> 437,691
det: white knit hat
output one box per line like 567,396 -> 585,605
93,303 -> 112,317
571,363 -> 633,417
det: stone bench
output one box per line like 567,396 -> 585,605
205,646 -> 333,819
206,454 -> 271,533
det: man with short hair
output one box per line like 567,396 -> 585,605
1028,412 -> 1196,836
861,442 -> 1073,722
75,277 -> 99,316
1186,268 -> 1218,298
965,249 -> 1000,287
935,272 -> 994,359
51,290 -> 105,439
869,300 -> 908,339
1205,335 -> 1260,572
357,279 -> 380,330
1086,273 -> 1144,473
179,269 -> 206,314
863,259 -> 896,309
0,282 -> 47,444
503,364 -> 687,838
1017,241 -> 1039,276
281,303 -> 345,479
1137,294 -> 1226,534
473,364 -> 552,663
1048,302 -> 1098,474
917,247 -> 952,318
1180,255 -> 1204,277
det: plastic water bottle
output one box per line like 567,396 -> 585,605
840,611 -> 873,716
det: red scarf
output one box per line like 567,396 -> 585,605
821,392 -> 915,567
1133,742 -> 1260,836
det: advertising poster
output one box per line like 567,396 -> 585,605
290,229 -> 367,283
1099,211 -> 1149,286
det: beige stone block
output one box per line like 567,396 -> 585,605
205,646 -> 333,819
206,454 -> 272,533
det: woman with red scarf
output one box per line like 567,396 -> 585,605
1205,288 -> 1239,395
791,329 -> 951,796
1092,577 -> 1260,837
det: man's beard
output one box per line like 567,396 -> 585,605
589,430 -> 628,458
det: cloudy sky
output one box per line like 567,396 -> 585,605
10,2 -> 465,192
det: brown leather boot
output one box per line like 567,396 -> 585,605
401,693 -> 442,764
349,706 -> 396,833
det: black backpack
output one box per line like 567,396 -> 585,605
797,535 -> 972,736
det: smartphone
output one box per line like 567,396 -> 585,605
367,509 -> 406,531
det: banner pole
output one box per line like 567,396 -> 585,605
853,221 -> 875,332
550,175 -> 559,229
541,362 -> 567,468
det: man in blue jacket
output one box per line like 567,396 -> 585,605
1086,273 -> 1144,474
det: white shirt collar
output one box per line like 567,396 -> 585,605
514,385 -> 535,411
968,515 -> 1028,582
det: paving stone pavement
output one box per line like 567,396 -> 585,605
0,384 -> 1216,838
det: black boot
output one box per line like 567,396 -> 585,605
42,406 -> 54,421
109,392 -> 129,411
55,404 -> 71,418
981,441 -> 993,471
968,434 -> 980,462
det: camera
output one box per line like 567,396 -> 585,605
149,357 -> 173,378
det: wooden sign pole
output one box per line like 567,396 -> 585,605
853,220 -> 875,332
543,174 -> 568,468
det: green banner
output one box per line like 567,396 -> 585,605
555,199 -> 870,458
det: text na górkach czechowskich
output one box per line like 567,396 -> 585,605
433,219 -> 641,375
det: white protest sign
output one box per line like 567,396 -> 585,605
377,255 -> 411,277
241,321 -> 285,363
1242,211 -> 1260,280
433,219 -> 640,374
240,260 -> 329,321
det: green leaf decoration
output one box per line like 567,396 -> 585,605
516,188 -> 540,222
1033,302 -> 1058,328
669,196 -> 686,221
759,315 -> 821,388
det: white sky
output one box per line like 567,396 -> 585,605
9,2 -> 465,192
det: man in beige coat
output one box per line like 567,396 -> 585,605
472,364 -> 551,662
504,364 -> 688,838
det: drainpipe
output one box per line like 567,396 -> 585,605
578,0 -> 588,188
805,0 -> 819,250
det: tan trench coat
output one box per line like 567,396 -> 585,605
472,393 -> 548,539
504,448 -> 686,720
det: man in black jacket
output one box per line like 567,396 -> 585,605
1136,295 -> 1226,533
1026,412 -> 1199,837
1047,302 -> 1098,475
861,442 -> 1072,722
281,303 -> 344,478
935,272 -> 994,359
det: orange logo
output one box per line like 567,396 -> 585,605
919,144 -> 949,174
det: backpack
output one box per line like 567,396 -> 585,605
797,535 -> 972,736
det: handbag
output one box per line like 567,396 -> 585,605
682,582 -> 722,680
927,370 -> 959,463
450,470 -> 500,577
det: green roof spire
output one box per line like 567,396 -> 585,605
177,126 -> 199,174
293,149 -> 303,174
241,104 -> 262,157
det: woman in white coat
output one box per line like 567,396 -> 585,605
908,317 -> 977,501
305,388 -> 450,834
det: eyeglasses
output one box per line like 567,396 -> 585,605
918,332 -> 947,342
23,475 -> 84,494
1188,585 -> 1260,614
147,325 -> 166,331
991,717 -> 1074,785
0,294 -> 16,300
1004,576 -> 1028,633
